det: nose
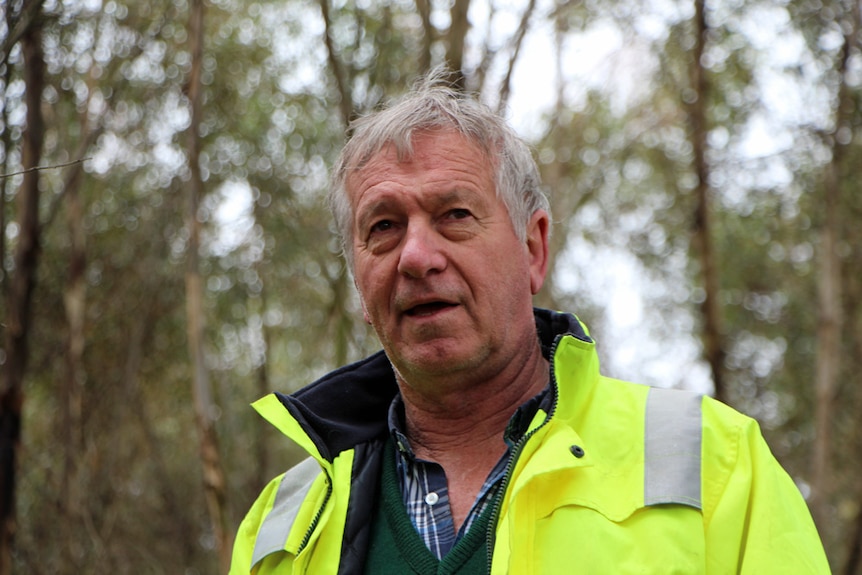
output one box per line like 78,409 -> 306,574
397,222 -> 447,278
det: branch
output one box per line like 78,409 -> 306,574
0,0 -> 45,68
317,0 -> 353,128
497,0 -> 537,112
0,157 -> 91,180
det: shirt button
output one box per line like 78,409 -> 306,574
425,492 -> 439,505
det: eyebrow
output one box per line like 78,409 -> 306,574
355,198 -> 395,234
355,187 -> 486,233
434,189 -> 481,207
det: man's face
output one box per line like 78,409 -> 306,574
348,129 -> 549,393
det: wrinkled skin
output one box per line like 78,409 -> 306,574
348,129 -> 549,400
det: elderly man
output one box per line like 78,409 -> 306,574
230,75 -> 829,574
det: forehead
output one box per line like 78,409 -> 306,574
346,130 -> 493,197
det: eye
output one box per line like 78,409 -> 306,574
368,220 -> 402,238
369,219 -> 394,234
446,208 -> 472,220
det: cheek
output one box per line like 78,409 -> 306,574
355,270 -> 388,315
483,251 -> 531,305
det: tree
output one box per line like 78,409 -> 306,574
183,0 -> 232,569
0,4 -> 44,571
1,0 -> 861,570
686,0 -> 727,403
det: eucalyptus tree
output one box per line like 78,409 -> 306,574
534,0 -> 861,569
781,0 -> 862,567
0,4 -> 45,572
10,0 -> 860,571
1,0 -> 221,571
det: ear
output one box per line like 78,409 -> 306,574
526,210 -> 550,295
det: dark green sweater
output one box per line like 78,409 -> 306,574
363,437 -> 496,574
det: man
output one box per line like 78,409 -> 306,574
230,74 -> 829,574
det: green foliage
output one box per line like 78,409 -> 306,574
1,0 -> 861,571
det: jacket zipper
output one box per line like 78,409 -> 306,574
297,471 -> 333,555
484,335 -> 564,573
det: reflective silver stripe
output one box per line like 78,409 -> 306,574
251,457 -> 322,567
644,387 -> 703,509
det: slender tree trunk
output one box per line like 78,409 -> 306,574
61,130 -> 88,571
844,207 -> 862,574
184,0 -> 232,570
534,20 -> 571,312
847,507 -> 862,575
0,11 -> 44,573
317,2 -> 357,370
0,3 -> 14,298
687,0 -> 726,403
330,264 -> 352,368
446,0 -> 471,89
472,3 -> 499,93
58,68 -> 102,570
413,0 -> 433,73
253,290 -> 271,492
810,2 -> 855,535
318,0 -> 353,127
124,301 -> 197,565
496,0 -> 537,113
811,154 -> 842,534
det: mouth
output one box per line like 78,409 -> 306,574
403,301 -> 458,317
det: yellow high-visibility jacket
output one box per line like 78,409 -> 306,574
231,309 -> 830,574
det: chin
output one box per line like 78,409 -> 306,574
398,345 -> 486,378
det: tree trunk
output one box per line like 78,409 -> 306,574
496,0 -> 537,113
810,3 -> 855,536
445,0 -> 471,89
0,3 -> 14,298
253,290 -> 271,492
0,10 -> 44,573
60,129 -> 89,571
317,0 -> 358,371
413,0 -> 433,73
844,190 -> 862,574
184,0 -> 232,570
58,69 -> 103,570
318,0 -> 353,127
124,299 -> 197,566
847,484 -> 862,575
533,18 -> 591,311
811,148 -> 842,536
687,0 -> 726,403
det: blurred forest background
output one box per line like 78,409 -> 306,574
0,0 -> 860,572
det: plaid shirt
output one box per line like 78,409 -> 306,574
388,386 -> 552,559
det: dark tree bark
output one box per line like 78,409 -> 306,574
184,0 -> 232,570
687,0 -> 726,403
0,6 -> 44,572
413,0 -> 433,73
445,0 -> 471,90
810,0 -> 856,539
60,124 -> 89,571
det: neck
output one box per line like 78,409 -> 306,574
396,344 -> 549,531
398,344 -> 549,459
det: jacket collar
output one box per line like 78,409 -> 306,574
265,308 -> 592,462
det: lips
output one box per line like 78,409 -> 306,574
404,301 -> 458,317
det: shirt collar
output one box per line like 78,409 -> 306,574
387,382 -> 552,461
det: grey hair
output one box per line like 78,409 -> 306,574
328,70 -> 551,270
